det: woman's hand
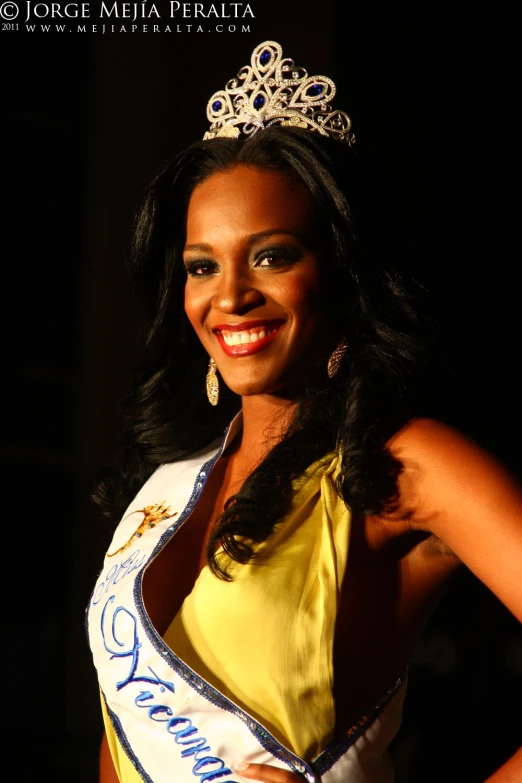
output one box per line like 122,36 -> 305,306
234,762 -> 308,782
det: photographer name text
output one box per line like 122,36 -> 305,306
21,1 -> 254,22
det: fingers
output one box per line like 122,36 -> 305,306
234,762 -> 304,782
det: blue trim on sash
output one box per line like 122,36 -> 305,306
313,670 -> 407,775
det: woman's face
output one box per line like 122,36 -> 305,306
183,164 -> 334,398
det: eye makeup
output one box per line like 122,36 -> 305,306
254,244 -> 302,268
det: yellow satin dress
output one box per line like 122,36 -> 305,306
103,451 -> 351,780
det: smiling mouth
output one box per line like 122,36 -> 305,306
213,320 -> 285,356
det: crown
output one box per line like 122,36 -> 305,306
203,40 -> 355,145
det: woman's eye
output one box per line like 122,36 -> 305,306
255,246 -> 301,268
184,260 -> 217,277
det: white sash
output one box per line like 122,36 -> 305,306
87,424 -> 407,783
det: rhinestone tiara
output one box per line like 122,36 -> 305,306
203,40 -> 355,145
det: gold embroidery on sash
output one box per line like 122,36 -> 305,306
107,502 -> 178,557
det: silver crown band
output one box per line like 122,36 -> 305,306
203,40 -> 355,145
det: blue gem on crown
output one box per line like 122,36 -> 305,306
203,40 -> 355,146
306,84 -> 323,97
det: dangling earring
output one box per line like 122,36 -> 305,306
327,340 -> 347,379
206,357 -> 219,405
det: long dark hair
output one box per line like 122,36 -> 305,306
92,127 -> 447,579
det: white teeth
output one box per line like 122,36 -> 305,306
221,326 -> 278,346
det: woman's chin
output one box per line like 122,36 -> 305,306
225,382 -> 280,398
220,376 -> 301,401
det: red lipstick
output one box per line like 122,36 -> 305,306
213,320 -> 285,357
212,319 -> 284,332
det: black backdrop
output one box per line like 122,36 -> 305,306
2,2 -> 521,780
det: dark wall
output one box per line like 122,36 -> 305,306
329,6 -> 522,780
2,3 -> 520,780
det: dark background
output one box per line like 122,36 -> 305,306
2,1 -> 521,780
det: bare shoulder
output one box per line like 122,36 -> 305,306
388,417 -> 522,506
387,418 -> 522,622
388,416 -> 498,466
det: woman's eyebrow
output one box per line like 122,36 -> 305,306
245,229 -> 306,244
184,241 -> 213,253
184,229 -> 307,253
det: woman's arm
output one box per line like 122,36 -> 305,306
484,746 -> 522,782
389,418 -> 522,623
99,732 -> 120,783
388,419 -> 522,780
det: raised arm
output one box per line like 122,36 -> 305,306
388,418 -> 522,782
389,418 -> 522,624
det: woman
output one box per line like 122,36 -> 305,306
88,41 -> 522,782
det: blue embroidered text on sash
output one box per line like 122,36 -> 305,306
92,551 -> 147,605
101,595 -> 239,782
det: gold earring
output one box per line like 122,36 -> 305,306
206,357 -> 219,405
327,341 -> 347,379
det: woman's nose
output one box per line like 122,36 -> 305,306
212,268 -> 264,315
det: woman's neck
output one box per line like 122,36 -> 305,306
231,394 -> 297,476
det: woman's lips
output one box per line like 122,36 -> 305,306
213,321 -> 285,357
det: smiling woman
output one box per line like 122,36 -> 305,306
183,167 -> 333,397
87,40 -> 522,783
